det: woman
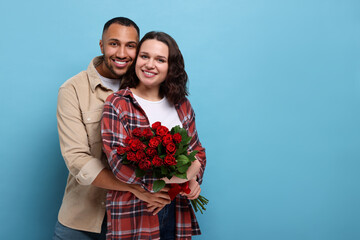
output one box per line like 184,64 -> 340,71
101,31 -> 206,240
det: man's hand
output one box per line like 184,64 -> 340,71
130,185 -> 171,215
181,178 -> 201,200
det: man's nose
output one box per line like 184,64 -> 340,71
116,46 -> 126,58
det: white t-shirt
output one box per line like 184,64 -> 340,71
132,93 -> 183,130
97,72 -> 121,92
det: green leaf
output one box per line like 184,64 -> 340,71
153,180 -> 166,192
176,155 -> 189,166
177,163 -> 190,173
187,150 -> 199,162
175,143 -> 184,156
171,125 -> 181,134
157,145 -> 163,155
174,172 -> 187,179
161,166 -> 169,175
122,159 -> 130,165
152,168 -> 163,178
135,168 -> 146,178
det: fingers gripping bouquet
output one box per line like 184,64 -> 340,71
117,121 -> 209,213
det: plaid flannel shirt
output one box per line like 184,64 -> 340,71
101,88 -> 206,240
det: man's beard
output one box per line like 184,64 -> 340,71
103,56 -> 124,79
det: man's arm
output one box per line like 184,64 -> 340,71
93,168 -> 170,210
57,86 -> 105,185
57,85 -> 169,208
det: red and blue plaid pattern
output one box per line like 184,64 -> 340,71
101,88 -> 206,239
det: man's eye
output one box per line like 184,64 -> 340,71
110,42 -> 117,46
128,44 -> 136,48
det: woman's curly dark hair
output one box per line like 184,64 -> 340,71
120,31 -> 188,105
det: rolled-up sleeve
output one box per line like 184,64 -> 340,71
101,97 -> 154,192
184,101 -> 206,185
57,87 -> 105,185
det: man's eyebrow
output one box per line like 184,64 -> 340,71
107,39 -> 137,44
108,38 -> 120,42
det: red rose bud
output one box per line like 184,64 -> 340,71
149,137 -> 162,148
117,146 -> 126,155
126,152 -> 137,162
162,134 -> 173,146
173,133 -> 182,143
156,126 -> 169,137
166,142 -> 177,155
135,150 -> 146,161
142,128 -> 154,139
139,159 -> 152,170
130,139 -> 142,151
164,155 -> 177,166
152,155 -> 163,167
125,136 -> 132,144
152,121 -> 161,130
132,127 -> 142,138
146,148 -> 157,157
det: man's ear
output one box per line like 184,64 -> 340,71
99,40 -> 104,54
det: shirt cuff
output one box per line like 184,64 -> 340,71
75,158 -> 106,185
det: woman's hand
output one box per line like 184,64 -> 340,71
162,159 -> 201,184
181,178 -> 201,200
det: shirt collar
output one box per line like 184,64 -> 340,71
87,56 -> 107,93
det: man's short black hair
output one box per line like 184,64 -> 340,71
102,17 -> 140,36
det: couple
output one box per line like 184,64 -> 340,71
54,17 -> 206,240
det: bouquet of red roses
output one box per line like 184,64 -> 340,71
117,121 -> 208,213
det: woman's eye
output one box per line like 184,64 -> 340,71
158,59 -> 166,63
140,55 -> 148,59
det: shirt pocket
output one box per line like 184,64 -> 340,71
82,108 -> 103,146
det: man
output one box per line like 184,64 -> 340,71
53,17 -> 171,240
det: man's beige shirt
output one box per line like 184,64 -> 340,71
57,56 -> 114,233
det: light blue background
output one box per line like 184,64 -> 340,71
1,0 -> 359,239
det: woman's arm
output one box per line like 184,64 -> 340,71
163,99 -> 206,184
162,159 -> 201,184
101,95 -> 156,192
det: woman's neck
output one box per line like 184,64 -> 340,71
130,85 -> 163,102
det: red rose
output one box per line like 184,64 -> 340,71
162,134 -> 173,146
132,127 -> 142,138
126,152 -> 136,162
152,121 -> 161,130
164,155 -> 177,166
166,142 -> 177,155
156,126 -> 169,137
117,146 -> 126,155
135,150 -> 146,162
142,128 -> 153,139
152,155 -> 163,167
125,136 -> 132,144
130,139 -> 142,151
173,133 -> 182,144
139,158 -> 152,170
149,137 -> 162,148
146,147 -> 157,157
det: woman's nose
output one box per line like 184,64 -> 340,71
145,59 -> 155,68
